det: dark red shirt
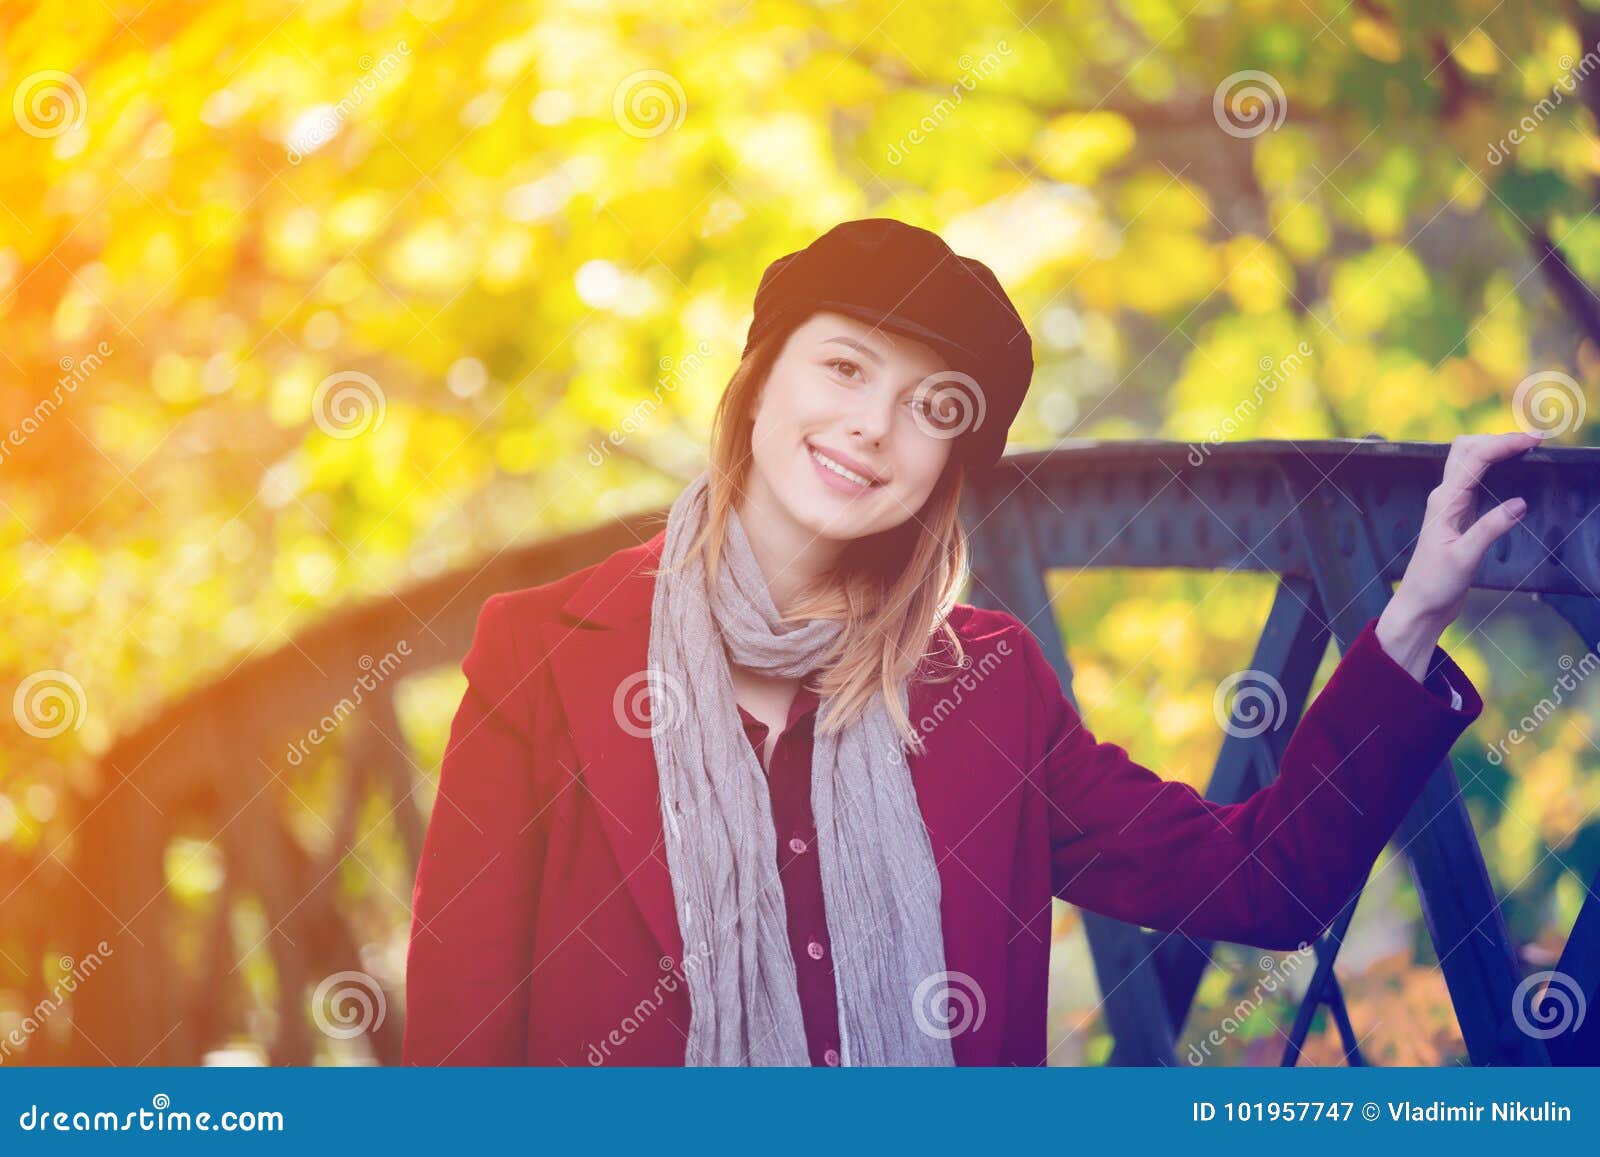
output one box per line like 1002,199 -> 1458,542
734,682 -> 842,1067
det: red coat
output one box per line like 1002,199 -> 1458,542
403,530 -> 1483,1066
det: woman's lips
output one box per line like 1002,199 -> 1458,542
806,442 -> 880,496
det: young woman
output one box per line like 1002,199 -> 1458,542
403,219 -> 1538,1067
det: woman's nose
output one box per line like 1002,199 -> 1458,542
846,390 -> 895,444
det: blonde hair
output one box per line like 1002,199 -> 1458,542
655,322 -> 970,756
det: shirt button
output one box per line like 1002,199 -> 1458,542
807,940 -> 825,960
789,836 -> 807,854
823,1048 -> 840,1066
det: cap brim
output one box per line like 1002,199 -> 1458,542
807,299 -> 981,365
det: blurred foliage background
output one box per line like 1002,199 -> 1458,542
1,0 -> 1598,1066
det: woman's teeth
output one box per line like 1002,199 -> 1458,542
809,445 -> 877,487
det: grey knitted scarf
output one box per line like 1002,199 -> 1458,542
647,469 -> 955,1066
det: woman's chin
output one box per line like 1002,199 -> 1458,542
784,499 -> 866,543
820,513 -> 884,544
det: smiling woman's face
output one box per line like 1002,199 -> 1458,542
744,310 -> 957,547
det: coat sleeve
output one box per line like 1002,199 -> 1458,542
404,592 -> 546,1064
1027,614 -> 1484,951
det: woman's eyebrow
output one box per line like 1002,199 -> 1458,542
821,336 -> 886,366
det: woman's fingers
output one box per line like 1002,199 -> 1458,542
1432,431 -> 1546,537
1442,431 -> 1541,488
1456,495 -> 1528,564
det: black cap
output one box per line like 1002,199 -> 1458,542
741,218 -> 1033,469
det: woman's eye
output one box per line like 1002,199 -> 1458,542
826,357 -> 862,381
907,396 -> 932,416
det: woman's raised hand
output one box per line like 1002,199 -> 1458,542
1375,431 -> 1551,680
1392,431 -> 1550,631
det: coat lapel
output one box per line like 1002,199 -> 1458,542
541,529 -> 686,964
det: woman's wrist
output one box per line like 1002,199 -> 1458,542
1375,595 -> 1445,684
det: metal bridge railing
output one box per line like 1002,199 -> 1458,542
959,437 -> 1600,1066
